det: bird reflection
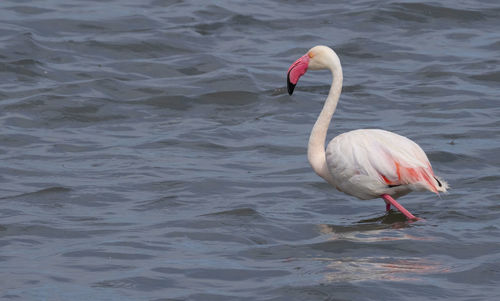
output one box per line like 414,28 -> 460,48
319,256 -> 448,282
318,214 -> 433,242
313,216 -> 447,282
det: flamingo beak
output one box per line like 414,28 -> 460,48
287,54 -> 310,95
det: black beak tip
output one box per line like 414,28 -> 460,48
287,83 -> 295,95
287,72 -> 295,95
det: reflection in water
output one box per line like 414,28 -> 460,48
314,221 -> 448,282
319,256 -> 450,282
356,211 -> 413,225
318,222 -> 434,242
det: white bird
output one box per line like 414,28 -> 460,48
287,45 -> 448,220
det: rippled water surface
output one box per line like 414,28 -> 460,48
1,0 -> 500,300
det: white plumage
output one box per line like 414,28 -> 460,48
326,129 -> 447,200
287,45 -> 448,220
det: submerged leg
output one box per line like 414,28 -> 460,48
385,201 -> 391,212
381,194 -> 419,221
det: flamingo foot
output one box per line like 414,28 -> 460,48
381,194 -> 419,221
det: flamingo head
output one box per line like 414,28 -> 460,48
287,53 -> 309,95
287,45 -> 337,95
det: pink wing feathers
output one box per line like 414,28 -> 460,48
367,131 -> 440,193
326,129 -> 447,198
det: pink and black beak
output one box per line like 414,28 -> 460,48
287,53 -> 310,95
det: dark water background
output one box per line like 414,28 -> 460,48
1,0 -> 500,300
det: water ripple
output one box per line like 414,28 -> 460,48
1,0 -> 500,300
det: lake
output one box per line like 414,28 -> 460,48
1,0 -> 499,300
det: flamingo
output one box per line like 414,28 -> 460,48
287,45 -> 448,221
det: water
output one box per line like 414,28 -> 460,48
1,0 -> 499,300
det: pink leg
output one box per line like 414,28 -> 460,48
381,194 -> 419,221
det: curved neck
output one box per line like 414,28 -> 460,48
307,55 -> 343,185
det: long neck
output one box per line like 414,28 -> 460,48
307,55 -> 343,185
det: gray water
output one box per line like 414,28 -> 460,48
1,0 -> 500,300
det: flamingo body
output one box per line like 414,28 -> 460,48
287,45 -> 448,220
325,128 -> 445,200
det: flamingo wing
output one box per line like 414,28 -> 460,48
325,129 -> 447,200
